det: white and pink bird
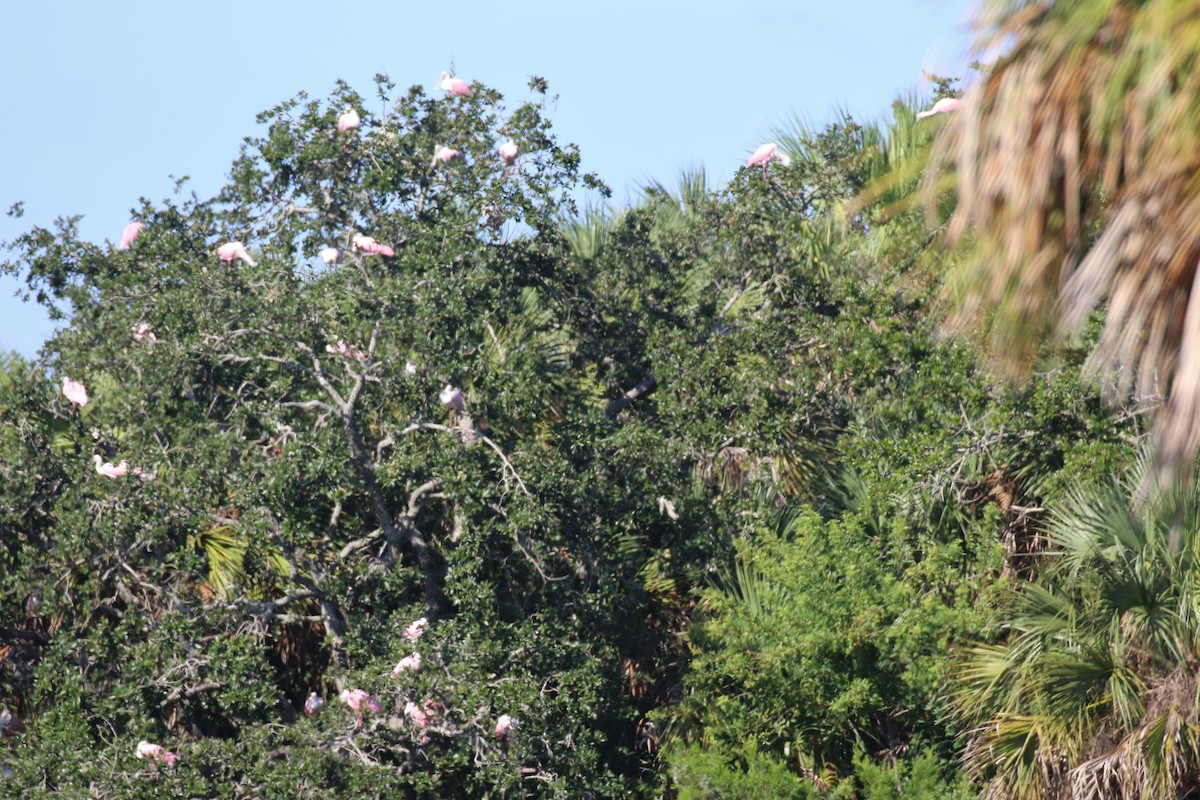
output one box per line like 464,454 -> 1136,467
404,701 -> 428,729
747,143 -> 792,168
916,97 -> 965,120
131,322 -> 157,344
119,222 -> 145,250
495,714 -> 514,739
337,107 -> 361,132
62,379 -> 89,408
392,652 -> 423,675
135,740 -> 178,768
217,241 -> 258,267
499,139 -> 519,167
431,145 -> 462,166
402,616 -> 429,642
352,233 -> 395,257
339,688 -> 383,726
325,340 -> 366,362
94,455 -> 129,479
439,385 -> 465,412
319,247 -> 341,265
304,692 -> 324,717
438,71 -> 471,97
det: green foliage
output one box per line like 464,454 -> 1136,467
0,64 -> 1164,800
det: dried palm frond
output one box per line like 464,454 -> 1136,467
933,0 -> 1200,477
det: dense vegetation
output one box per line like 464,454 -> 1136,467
4,4 -> 1198,796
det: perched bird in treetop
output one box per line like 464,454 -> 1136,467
916,97 -> 964,120
495,714 -> 514,739
431,144 -> 462,166
339,688 -> 383,726
404,701 -> 428,729
135,741 -> 178,767
392,652 -> 422,674
402,616 -> 429,641
130,322 -> 157,343
439,385 -> 465,412
304,692 -> 323,717
119,222 -> 144,250
93,455 -> 129,479
217,241 -> 258,267
337,107 -> 360,131
439,71 -> 471,97
746,142 -> 792,168
319,247 -> 341,265
499,139 -> 519,167
352,233 -> 395,257
62,379 -> 89,408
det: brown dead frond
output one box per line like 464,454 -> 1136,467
933,0 -> 1200,478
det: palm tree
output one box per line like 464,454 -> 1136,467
955,454 -> 1200,799
932,0 -> 1200,476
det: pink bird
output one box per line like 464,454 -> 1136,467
339,688 -> 383,726
352,233 -> 395,257
746,143 -> 792,168
135,741 -> 178,768
495,714 -> 513,739
94,455 -> 129,479
438,71 -> 471,97
916,97 -> 965,120
439,385 -> 465,412
392,652 -> 422,675
431,145 -> 462,166
402,616 -> 428,641
62,379 -> 89,408
217,241 -> 258,267
337,107 -> 360,132
131,322 -> 157,343
404,701 -> 428,729
119,222 -> 145,250
499,139 -> 519,167
319,247 -> 341,265
304,692 -> 324,717
131,465 -> 157,482
325,340 -> 365,362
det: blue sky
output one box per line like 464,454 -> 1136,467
1,0 -> 976,358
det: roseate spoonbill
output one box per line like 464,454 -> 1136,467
916,97 -> 964,120
131,466 -> 156,482
131,322 -> 157,343
339,688 -> 382,725
62,379 -> 89,407
217,241 -> 257,267
319,247 -> 340,265
439,385 -> 465,412
404,701 -> 428,728
431,145 -> 461,166
746,143 -> 792,168
304,692 -> 323,716
94,455 -> 129,479
352,233 -> 395,257
402,616 -> 428,641
438,71 -> 471,97
499,139 -> 518,167
392,653 -> 422,674
337,107 -> 360,131
119,222 -> 144,250
136,741 -> 178,767
495,714 -> 513,739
